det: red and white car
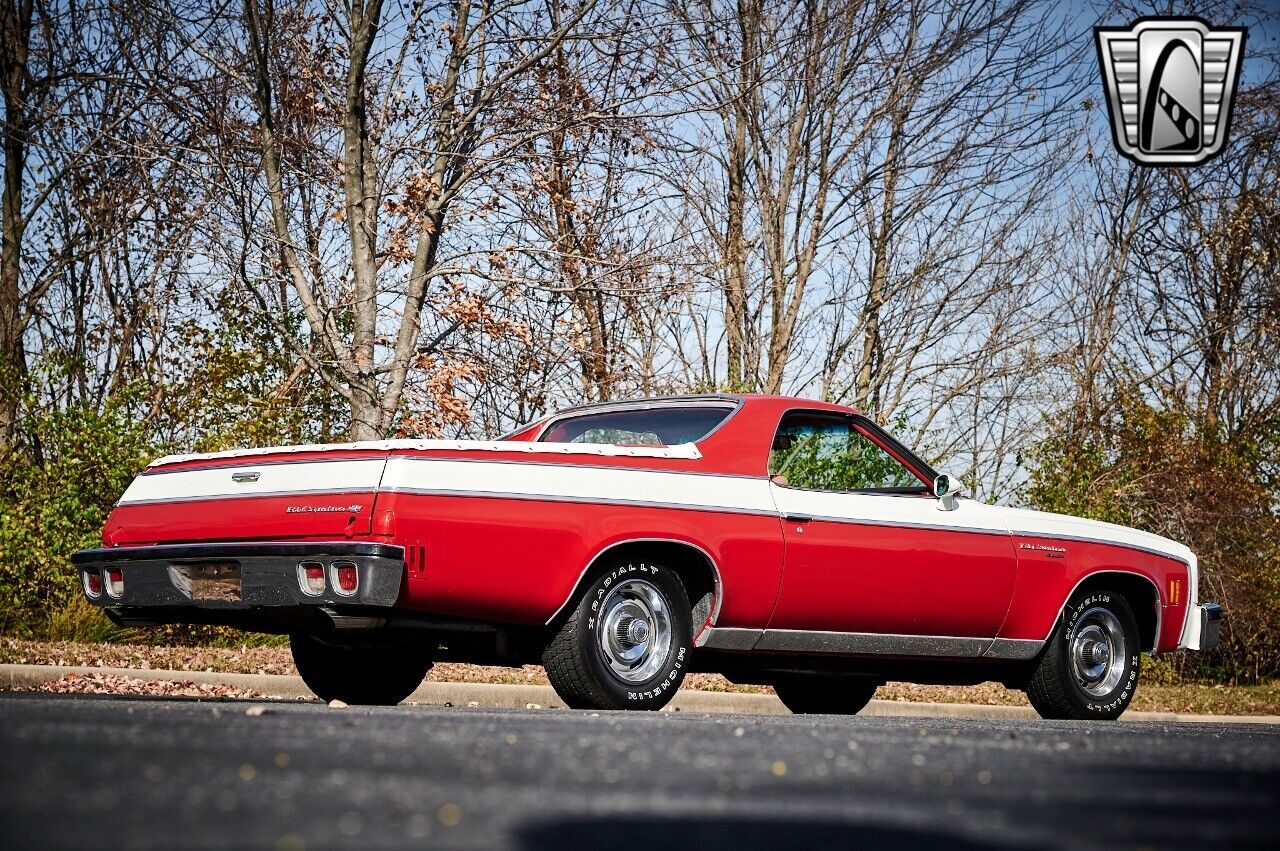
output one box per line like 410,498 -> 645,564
76,394 -> 1221,718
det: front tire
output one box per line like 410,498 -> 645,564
1025,589 -> 1141,720
290,634 -> 431,706
543,559 -> 692,710
773,676 -> 879,715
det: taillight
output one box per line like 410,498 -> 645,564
298,562 -> 326,596
332,562 -> 358,596
83,570 -> 103,598
105,568 -> 124,598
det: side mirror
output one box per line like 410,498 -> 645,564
932,473 -> 963,510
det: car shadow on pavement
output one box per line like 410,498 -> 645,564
516,817 -> 1014,850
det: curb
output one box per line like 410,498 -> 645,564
2,663 -> 1276,724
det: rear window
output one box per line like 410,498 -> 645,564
540,406 -> 734,446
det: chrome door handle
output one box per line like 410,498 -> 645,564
783,513 -> 811,523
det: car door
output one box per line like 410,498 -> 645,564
764,411 -> 1017,651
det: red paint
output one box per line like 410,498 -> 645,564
105,492 -> 374,545
377,491 -> 784,627
1001,535 -> 1185,652
769,520 -> 1017,637
99,395 -> 1197,655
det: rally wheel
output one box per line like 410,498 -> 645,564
543,559 -> 692,710
1025,589 -> 1141,720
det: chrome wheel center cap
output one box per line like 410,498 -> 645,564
1070,609 -> 1128,698
598,578 -> 673,684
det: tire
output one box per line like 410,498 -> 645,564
1025,588 -> 1141,720
773,676 -> 879,715
543,559 -> 692,710
290,634 -> 431,706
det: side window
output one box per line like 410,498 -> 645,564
769,413 -> 923,492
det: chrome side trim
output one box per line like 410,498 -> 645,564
1017,529 -> 1192,569
695,627 -> 762,650
796,512 -> 1009,539
984,638 -> 1043,660
756,630 -> 991,658
544,538 -> 726,628
698,628 -> 1043,659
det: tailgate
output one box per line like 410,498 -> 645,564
105,457 -> 388,545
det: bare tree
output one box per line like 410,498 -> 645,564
1,0 -> 181,454
218,0 -> 596,439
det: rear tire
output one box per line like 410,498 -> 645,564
543,559 -> 692,710
1025,589 -> 1141,720
773,676 -> 879,715
290,634 -> 431,706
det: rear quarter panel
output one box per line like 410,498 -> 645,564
382,491 -> 785,627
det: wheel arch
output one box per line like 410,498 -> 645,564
545,538 -> 722,634
1052,570 -> 1161,652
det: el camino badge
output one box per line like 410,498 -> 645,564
1019,542 -> 1067,559
285,504 -> 364,514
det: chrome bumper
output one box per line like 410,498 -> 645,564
72,542 -> 404,609
1198,603 -> 1223,652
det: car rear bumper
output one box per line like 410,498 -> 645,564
73,542 -> 404,609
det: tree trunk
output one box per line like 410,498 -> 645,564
342,0 -> 385,440
0,0 -> 33,457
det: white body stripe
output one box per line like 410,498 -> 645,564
378,457 -> 777,515
120,459 -> 388,504
122,448 -> 1201,649
123,454 -> 1194,565
996,505 -> 1195,565
770,483 -> 1010,535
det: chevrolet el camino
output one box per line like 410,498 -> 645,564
75,395 -> 1221,718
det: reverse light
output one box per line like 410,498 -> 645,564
83,569 -> 103,598
332,562 -> 359,596
298,562 -> 326,596
105,568 -> 124,598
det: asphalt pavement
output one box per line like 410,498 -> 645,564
2,693 -> 1277,850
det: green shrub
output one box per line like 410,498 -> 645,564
1027,394 -> 1280,685
0,392 -> 154,636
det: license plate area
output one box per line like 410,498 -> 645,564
168,561 -> 242,602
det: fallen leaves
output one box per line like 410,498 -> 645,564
37,672 -> 267,700
9,637 -> 1280,715
1,637 -> 295,675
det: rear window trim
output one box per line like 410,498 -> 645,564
533,397 -> 743,446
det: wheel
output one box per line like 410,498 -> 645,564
773,676 -> 879,715
542,559 -> 692,710
290,634 -> 431,705
1025,588 -> 1141,720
